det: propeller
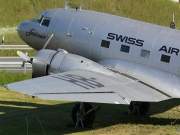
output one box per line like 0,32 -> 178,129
17,33 -> 54,61
17,51 -> 32,63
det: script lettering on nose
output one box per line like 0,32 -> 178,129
26,29 -> 46,39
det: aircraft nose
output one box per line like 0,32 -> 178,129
17,21 -> 30,40
17,22 -> 24,35
16,20 -> 43,50
17,23 -> 23,37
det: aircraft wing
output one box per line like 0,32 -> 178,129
4,70 -> 170,104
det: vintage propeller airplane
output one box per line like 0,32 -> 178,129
4,3 -> 180,127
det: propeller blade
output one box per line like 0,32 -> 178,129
17,51 -> 31,63
43,34 -> 54,49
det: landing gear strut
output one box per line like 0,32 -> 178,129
71,103 -> 101,127
128,101 -> 150,115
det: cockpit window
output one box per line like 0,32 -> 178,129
38,15 -> 43,23
41,17 -> 51,27
38,14 -> 51,27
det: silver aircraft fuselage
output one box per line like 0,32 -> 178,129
17,8 -> 180,76
16,8 -> 180,98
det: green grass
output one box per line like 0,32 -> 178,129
0,71 -> 32,85
1,0 -> 180,44
0,27 -> 25,44
0,49 -> 36,57
0,0 -> 180,28
3,32 -> 25,45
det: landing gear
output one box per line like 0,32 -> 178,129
71,103 -> 101,127
32,72 -> 35,78
128,101 -> 150,115
171,119 -> 179,125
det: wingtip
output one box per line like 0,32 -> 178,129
3,84 -> 9,90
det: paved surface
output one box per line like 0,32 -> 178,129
0,57 -> 32,73
0,45 -> 32,50
0,57 -> 24,62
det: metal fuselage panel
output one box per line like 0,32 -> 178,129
53,9 -> 180,77
18,8 -> 180,77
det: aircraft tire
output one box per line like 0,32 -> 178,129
128,101 -> 150,115
32,72 -> 35,78
71,103 -> 95,127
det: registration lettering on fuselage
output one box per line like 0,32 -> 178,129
107,33 -> 144,47
159,45 -> 179,56
53,74 -> 104,90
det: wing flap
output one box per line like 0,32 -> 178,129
38,92 -> 127,104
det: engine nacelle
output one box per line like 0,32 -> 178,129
32,49 -> 57,78
32,49 -> 113,78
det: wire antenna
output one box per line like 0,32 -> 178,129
78,4 -> 88,10
64,2 -> 76,9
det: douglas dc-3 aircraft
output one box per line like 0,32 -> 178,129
4,4 -> 180,127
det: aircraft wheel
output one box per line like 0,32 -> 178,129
71,103 -> 95,127
32,72 -> 35,78
128,101 -> 150,115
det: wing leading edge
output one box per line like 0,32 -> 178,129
4,70 -> 170,104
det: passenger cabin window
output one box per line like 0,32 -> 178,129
101,40 -> 110,48
160,54 -> 171,63
140,49 -> 150,58
120,45 -> 130,53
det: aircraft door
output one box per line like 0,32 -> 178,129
69,18 -> 97,43
54,16 -> 74,50
68,18 -> 97,58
